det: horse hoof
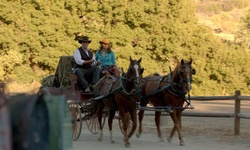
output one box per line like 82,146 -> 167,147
159,138 -> 165,142
136,133 -> 141,138
125,143 -> 131,148
98,137 -> 102,141
111,140 -> 115,143
167,137 -> 172,143
180,141 -> 185,146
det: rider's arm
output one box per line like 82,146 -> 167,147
74,49 -> 95,65
111,51 -> 117,66
91,54 -> 101,66
73,49 -> 84,65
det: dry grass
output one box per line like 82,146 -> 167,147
4,81 -> 41,94
194,0 -> 250,41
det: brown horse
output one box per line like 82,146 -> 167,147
100,65 -> 121,78
91,57 -> 143,147
137,59 -> 195,146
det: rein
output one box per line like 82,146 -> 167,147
93,73 -> 142,106
167,85 -> 191,106
119,61 -> 143,105
120,76 -> 141,97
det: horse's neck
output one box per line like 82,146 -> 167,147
125,76 -> 134,91
172,74 -> 179,83
121,73 -> 133,91
171,68 -> 187,93
172,68 -> 180,83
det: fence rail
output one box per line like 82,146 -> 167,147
145,90 -> 250,135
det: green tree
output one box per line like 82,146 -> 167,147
0,0 -> 249,95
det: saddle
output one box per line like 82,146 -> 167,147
101,65 -> 121,77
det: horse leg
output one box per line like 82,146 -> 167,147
167,110 -> 176,143
176,110 -> 184,145
178,110 -> 182,129
168,110 -> 184,146
155,111 -> 164,142
119,108 -> 130,147
108,110 -> 116,143
97,105 -> 104,141
136,99 -> 148,138
128,109 -> 137,138
136,110 -> 144,138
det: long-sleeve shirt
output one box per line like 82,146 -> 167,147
95,50 -> 116,67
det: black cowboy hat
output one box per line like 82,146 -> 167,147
78,36 -> 91,44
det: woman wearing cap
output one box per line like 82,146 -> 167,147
95,38 -> 120,77
73,36 -> 101,93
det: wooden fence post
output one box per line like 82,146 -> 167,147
234,90 -> 241,135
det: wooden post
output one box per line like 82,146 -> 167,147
234,90 -> 241,135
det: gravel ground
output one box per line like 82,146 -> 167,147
73,100 -> 250,150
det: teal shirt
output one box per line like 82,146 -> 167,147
95,50 -> 116,67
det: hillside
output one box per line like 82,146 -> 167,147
1,0 -> 250,95
194,0 -> 250,41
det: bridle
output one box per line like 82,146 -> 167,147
174,65 -> 193,94
126,62 -> 143,92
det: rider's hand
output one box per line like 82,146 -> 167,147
96,60 -> 101,66
90,59 -> 95,63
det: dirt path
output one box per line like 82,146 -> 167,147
73,100 -> 250,150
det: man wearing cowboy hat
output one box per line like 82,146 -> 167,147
73,36 -> 101,93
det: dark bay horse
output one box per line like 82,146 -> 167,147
137,59 -> 195,146
92,57 -> 143,147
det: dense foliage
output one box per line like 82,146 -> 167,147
0,0 -> 250,95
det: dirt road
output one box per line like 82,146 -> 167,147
73,100 -> 250,150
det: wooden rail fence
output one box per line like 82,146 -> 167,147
145,90 -> 250,135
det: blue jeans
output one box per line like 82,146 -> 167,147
73,66 -> 101,89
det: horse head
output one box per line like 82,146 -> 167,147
172,59 -> 195,93
126,57 -> 143,93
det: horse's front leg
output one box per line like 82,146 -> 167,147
108,110 -> 116,143
155,111 -> 164,142
128,109 -> 137,138
97,105 -> 104,141
168,109 -> 184,146
119,108 -> 130,147
176,110 -> 184,146
136,110 -> 145,138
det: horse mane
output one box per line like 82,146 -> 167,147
153,72 -> 160,76
171,61 -> 181,82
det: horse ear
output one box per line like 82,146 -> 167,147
138,58 -> 142,63
153,72 -> 160,76
192,68 -> 196,75
121,67 -> 124,73
181,59 -> 184,64
189,58 -> 192,64
141,68 -> 144,74
130,56 -> 132,62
